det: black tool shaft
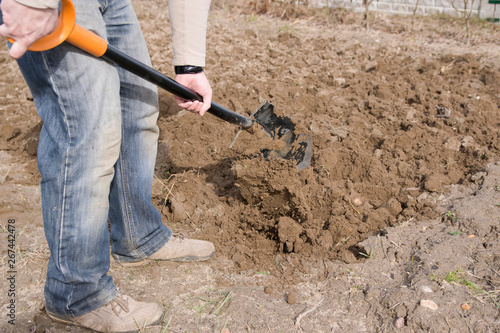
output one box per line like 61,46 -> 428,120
102,45 -> 254,129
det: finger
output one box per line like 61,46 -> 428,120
174,97 -> 193,109
190,100 -> 202,111
9,41 -> 29,59
199,96 -> 212,116
188,101 -> 202,114
176,99 -> 203,114
176,100 -> 194,110
0,24 -> 10,38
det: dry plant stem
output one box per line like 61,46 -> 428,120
389,301 -> 403,310
349,200 -> 362,216
467,270 -> 500,284
211,291 -> 233,315
154,173 -> 176,208
295,298 -> 324,331
161,315 -> 172,333
164,183 -> 176,204
411,0 -> 420,31
449,0 -> 475,44
153,173 -> 192,221
1,167 -> 11,183
363,0 -> 375,29
326,0 -> 332,24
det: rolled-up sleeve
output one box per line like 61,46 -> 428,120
14,0 -> 59,9
168,0 -> 211,67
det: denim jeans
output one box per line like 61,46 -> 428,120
9,0 -> 171,317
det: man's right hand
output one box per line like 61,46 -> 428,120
0,0 -> 58,59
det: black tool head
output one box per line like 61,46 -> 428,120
252,101 -> 312,171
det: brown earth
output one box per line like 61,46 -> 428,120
1,0 -> 499,332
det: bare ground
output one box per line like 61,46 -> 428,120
1,1 -> 499,332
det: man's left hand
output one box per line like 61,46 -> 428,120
174,72 -> 212,116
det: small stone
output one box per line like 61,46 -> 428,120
424,174 -> 443,192
420,299 -> 438,310
461,303 -> 471,310
461,136 -> 475,148
364,60 -> 377,72
420,286 -> 433,293
353,198 -> 363,206
334,78 -> 346,86
394,317 -> 405,328
25,137 -> 38,156
264,286 -> 273,294
386,198 -> 403,215
287,292 -> 297,304
444,137 -> 461,151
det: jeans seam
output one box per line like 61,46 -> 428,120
119,140 -> 142,257
66,286 -> 75,316
41,51 -> 74,286
42,51 -> 79,316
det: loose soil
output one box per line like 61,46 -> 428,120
1,1 -> 499,332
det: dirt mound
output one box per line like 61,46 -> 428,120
149,5 -> 500,285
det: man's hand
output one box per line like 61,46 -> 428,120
0,0 -> 58,59
174,72 -> 212,116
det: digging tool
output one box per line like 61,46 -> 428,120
8,0 -> 312,170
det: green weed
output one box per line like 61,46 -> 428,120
431,269 -> 500,310
187,290 -> 233,316
359,241 -> 377,259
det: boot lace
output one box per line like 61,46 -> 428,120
109,294 -> 130,318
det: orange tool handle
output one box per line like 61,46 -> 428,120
8,0 -> 254,129
8,0 -> 107,57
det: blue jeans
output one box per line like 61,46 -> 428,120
11,0 -> 171,317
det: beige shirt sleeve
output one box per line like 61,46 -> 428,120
168,0 -> 211,67
14,0 -> 59,9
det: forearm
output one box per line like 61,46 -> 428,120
14,0 -> 59,9
168,0 -> 211,67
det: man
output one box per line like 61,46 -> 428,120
0,0 -> 215,331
